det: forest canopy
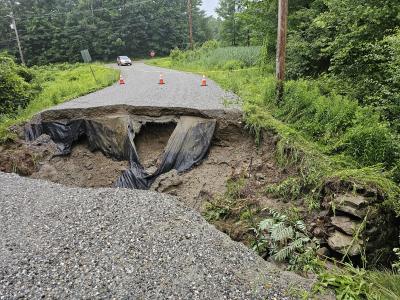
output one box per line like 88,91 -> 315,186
0,0 -> 215,65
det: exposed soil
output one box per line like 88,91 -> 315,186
0,119 -> 289,212
0,135 -> 57,176
31,141 -> 129,188
135,122 -> 176,169
153,129 -> 288,211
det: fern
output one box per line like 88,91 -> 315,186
271,223 -> 294,242
252,208 -> 319,269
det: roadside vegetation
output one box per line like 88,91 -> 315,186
147,42 -> 400,299
0,53 -> 119,142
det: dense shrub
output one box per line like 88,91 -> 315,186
263,78 -> 400,167
0,53 -> 38,116
286,0 -> 400,132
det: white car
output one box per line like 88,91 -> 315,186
117,56 -> 132,66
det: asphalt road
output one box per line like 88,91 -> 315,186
50,62 -> 237,112
0,173 -> 312,299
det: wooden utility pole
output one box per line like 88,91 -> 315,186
8,1 -> 25,65
276,0 -> 288,103
187,0 -> 194,50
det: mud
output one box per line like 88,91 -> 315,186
21,121 -> 284,211
31,142 -> 129,188
1,108 -> 286,212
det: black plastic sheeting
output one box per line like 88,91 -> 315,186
25,116 -> 216,190
115,116 -> 216,189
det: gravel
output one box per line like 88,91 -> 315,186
0,172 -> 312,299
50,62 -> 238,112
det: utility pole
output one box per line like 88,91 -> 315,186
276,0 -> 288,103
8,1 -> 25,65
187,0 -> 194,50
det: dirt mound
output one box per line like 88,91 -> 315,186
0,135 -> 57,176
31,142 -> 128,188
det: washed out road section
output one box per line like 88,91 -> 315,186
49,62 -> 237,112
0,173 -> 311,299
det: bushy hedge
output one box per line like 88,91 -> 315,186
0,53 -> 38,116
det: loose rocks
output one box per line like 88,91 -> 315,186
0,172 -> 312,299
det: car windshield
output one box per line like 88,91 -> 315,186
120,56 -> 129,59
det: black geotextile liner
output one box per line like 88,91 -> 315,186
115,116 -> 216,189
25,116 -> 216,190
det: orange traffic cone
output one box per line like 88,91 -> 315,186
201,75 -> 207,87
119,75 -> 125,85
159,73 -> 165,85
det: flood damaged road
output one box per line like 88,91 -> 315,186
0,63 -> 315,299
51,62 -> 238,111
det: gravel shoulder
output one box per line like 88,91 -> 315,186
0,172 -> 312,299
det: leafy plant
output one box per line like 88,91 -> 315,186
314,264 -> 371,300
314,263 -> 400,300
252,209 -> 318,268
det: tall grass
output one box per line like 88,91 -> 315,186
0,63 -> 119,142
168,43 -> 261,71
146,45 -> 400,212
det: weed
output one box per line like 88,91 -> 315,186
265,177 -> 302,201
252,208 -> 321,273
0,63 -> 119,142
314,263 -> 400,300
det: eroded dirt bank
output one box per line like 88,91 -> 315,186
7,108 -> 285,211
1,106 -> 398,268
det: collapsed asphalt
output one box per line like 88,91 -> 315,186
0,172 -> 312,299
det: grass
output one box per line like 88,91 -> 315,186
314,263 -> 400,300
0,63 -> 119,142
147,45 -> 400,297
146,46 -> 400,215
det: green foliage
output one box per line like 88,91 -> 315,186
169,44 -> 261,71
314,264 -> 371,300
0,0 -> 215,65
262,78 -> 400,168
0,62 -> 118,142
287,0 -> 400,133
216,0 -> 249,46
203,177 -> 247,222
314,263 -> 400,300
252,209 -> 322,274
265,177 -> 302,201
0,53 -> 38,116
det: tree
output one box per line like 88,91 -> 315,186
0,0 -> 213,64
216,0 -> 247,46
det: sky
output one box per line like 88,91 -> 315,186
201,0 -> 219,17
